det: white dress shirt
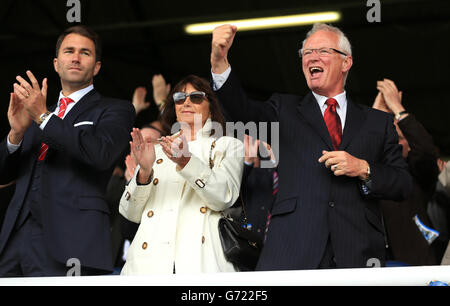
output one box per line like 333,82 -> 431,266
311,91 -> 347,131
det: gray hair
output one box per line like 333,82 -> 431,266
301,23 -> 352,57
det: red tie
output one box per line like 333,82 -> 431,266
264,169 -> 278,242
324,98 -> 342,151
38,97 -> 74,161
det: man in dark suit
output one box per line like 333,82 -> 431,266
210,23 -> 412,269
0,25 -> 135,276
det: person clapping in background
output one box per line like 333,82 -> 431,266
373,78 -> 440,266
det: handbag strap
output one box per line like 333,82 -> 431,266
209,138 -> 249,225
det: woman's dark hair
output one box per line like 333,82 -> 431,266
160,75 -> 225,137
55,25 -> 102,61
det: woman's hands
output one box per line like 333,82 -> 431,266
129,128 -> 192,184
130,128 -> 156,184
160,130 -> 191,169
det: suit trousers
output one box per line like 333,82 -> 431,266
318,236 -> 337,269
0,214 -> 67,277
0,213 -> 107,277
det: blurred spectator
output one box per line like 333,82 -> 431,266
152,74 -> 171,113
132,86 -> 151,115
106,77 -> 167,272
438,158 -> 450,195
427,156 -> 450,263
133,74 -> 171,128
106,122 -> 162,271
229,135 -> 277,243
374,79 -> 440,266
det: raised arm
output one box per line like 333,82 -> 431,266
210,25 -> 278,124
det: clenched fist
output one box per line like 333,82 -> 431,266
211,24 -> 237,74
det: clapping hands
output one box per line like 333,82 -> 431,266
373,78 -> 404,115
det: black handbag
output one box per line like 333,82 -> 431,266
209,139 -> 263,271
218,211 -> 263,271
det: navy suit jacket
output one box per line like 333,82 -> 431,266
0,89 -> 135,272
216,71 -> 412,270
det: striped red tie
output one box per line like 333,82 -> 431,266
264,169 -> 278,242
324,98 -> 342,151
38,97 -> 74,161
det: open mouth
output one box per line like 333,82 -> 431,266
309,66 -> 324,78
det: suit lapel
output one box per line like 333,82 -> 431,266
25,90 -> 99,149
297,92 -> 333,151
339,95 -> 366,150
63,89 -> 100,125
35,90 -> 99,160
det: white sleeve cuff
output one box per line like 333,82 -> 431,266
6,135 -> 22,154
211,66 -> 231,91
39,113 -> 54,130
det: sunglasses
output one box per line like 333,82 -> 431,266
173,91 -> 206,105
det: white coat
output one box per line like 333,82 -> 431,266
119,121 -> 244,275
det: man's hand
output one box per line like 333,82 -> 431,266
132,87 -> 151,115
152,74 -> 170,108
376,79 -> 404,115
7,92 -> 32,145
211,24 -> 237,74
13,70 -> 48,124
318,150 -> 369,180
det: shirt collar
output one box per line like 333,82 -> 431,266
312,90 -> 347,109
58,84 -> 94,104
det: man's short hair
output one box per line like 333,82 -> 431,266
302,23 -> 352,57
55,25 -> 102,61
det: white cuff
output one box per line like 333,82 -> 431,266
211,66 -> 231,91
6,135 -> 22,154
39,113 -> 54,130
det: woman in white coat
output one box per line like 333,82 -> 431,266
119,75 -> 244,274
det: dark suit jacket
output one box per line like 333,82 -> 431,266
216,71 -> 412,270
239,164 -> 275,242
0,89 -> 135,272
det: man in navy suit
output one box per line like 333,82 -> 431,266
0,25 -> 135,276
210,23 -> 412,269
